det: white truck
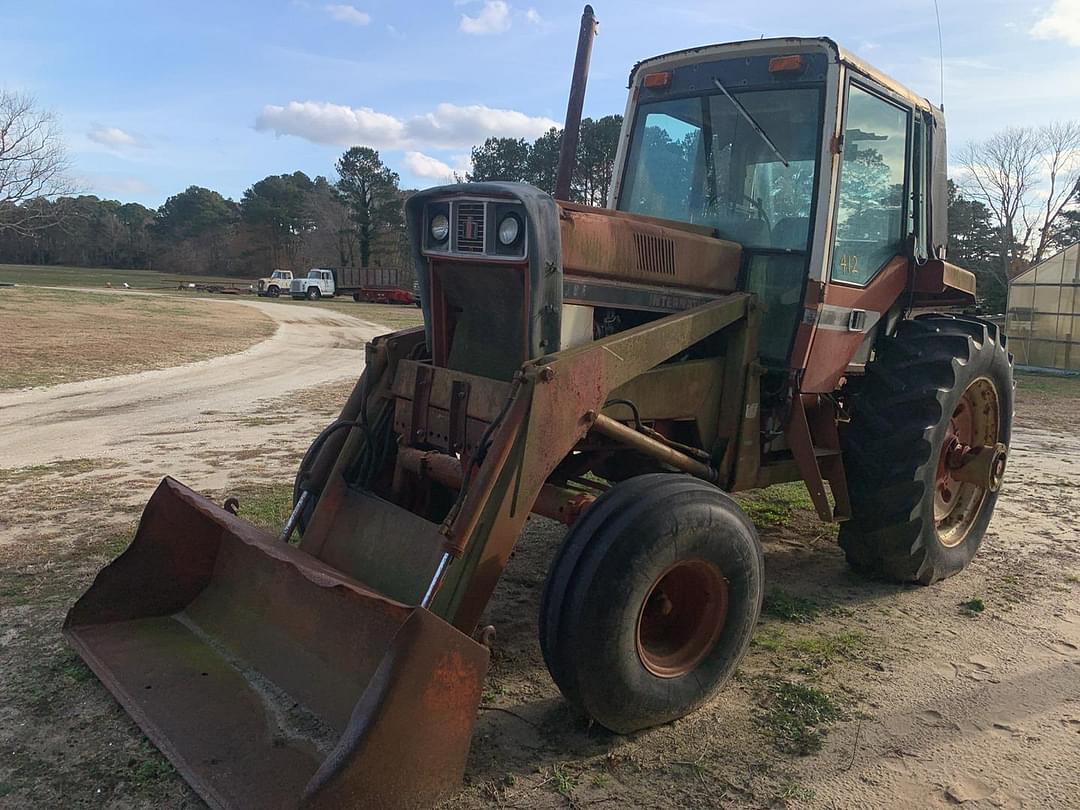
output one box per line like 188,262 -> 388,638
255,269 -> 293,297
290,268 -> 336,300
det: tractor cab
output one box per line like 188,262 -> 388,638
613,37 -> 950,376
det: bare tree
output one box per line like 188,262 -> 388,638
1028,121 -> 1080,262
0,91 -> 73,235
959,121 -> 1080,284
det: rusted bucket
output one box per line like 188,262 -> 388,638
64,477 -> 488,810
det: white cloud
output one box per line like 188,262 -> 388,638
403,151 -> 471,181
87,126 -> 142,149
255,100 -> 557,150
255,101 -> 406,146
525,7 -> 542,24
460,0 -> 511,34
324,4 -> 371,26
1031,0 -> 1080,46
407,103 -> 558,148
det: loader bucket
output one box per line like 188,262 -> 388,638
64,477 -> 489,810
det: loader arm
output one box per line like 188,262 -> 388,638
298,292 -> 757,633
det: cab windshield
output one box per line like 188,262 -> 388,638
618,87 -> 823,252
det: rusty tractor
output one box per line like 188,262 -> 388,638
65,10 -> 1012,810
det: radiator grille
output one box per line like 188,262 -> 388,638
634,232 -> 676,275
455,203 -> 486,253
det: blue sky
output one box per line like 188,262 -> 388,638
2,0 -> 1079,208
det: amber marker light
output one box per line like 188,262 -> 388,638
768,55 -> 804,73
643,71 -> 672,89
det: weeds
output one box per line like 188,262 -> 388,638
737,483 -> 813,528
753,626 -> 788,652
753,626 -> 866,672
789,631 -> 865,664
552,763 -> 576,798
777,781 -> 816,802
960,597 -> 986,614
231,484 -> 294,533
758,680 -> 843,755
762,590 -> 821,623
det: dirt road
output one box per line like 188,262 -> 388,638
0,298 -> 1077,809
0,296 -> 384,471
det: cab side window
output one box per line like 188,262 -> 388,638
831,84 -> 910,285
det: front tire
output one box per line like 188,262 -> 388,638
539,474 -> 764,733
267,285 -> 280,298
840,315 -> 1013,584
306,287 -> 321,300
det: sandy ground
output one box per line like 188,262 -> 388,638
0,302 -> 1077,808
0,294 -> 385,474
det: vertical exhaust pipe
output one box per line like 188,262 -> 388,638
554,4 -> 598,202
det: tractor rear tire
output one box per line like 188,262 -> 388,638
839,315 -> 1013,585
539,474 -> 763,733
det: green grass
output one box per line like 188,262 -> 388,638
777,781 -> 816,802
758,680 -> 843,755
737,483 -> 815,528
762,589 -> 821,623
788,631 -> 865,663
753,626 -> 866,673
229,484 -> 295,535
753,626 -> 789,652
1014,371 -> 1080,396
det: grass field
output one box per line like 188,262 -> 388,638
0,286 -> 274,390
0,263 -> 244,290
1,263 -> 425,331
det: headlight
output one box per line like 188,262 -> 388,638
497,214 -> 520,245
430,213 -> 449,242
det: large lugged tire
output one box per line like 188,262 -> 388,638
839,315 -> 1013,584
539,474 -> 764,734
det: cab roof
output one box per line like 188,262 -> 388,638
630,36 -> 937,112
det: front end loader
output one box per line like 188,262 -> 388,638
65,16 -> 1012,809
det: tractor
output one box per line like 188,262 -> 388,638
64,11 -> 1012,810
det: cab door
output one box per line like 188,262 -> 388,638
801,77 -> 917,393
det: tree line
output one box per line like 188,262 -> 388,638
0,148 -> 410,278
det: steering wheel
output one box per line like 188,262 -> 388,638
739,193 -> 771,229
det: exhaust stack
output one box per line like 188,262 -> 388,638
554,4 -> 598,202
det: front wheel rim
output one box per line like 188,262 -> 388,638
635,558 -> 728,678
934,376 -> 1000,547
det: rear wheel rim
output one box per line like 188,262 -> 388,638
635,558 -> 728,678
934,376 -> 1000,547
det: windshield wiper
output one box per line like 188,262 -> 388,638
712,77 -> 789,167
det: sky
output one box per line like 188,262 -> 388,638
2,0 -> 1079,208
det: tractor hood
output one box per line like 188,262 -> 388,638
406,182 -> 742,379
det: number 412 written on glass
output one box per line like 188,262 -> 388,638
837,254 -> 860,276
